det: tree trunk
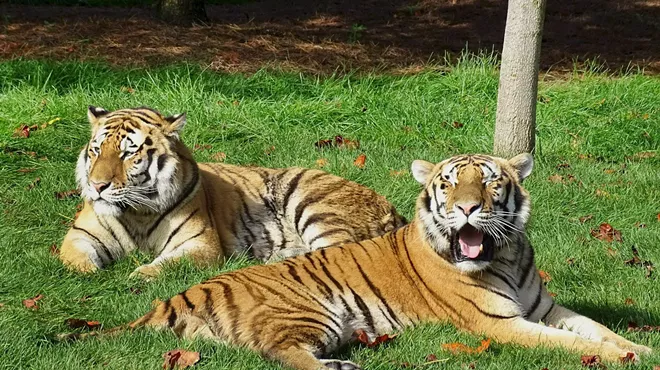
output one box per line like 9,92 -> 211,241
493,0 -> 546,158
157,0 -> 208,26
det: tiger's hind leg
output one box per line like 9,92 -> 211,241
543,304 -> 652,356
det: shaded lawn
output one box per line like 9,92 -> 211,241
0,59 -> 659,369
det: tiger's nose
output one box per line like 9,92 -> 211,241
91,181 -> 111,194
456,202 -> 481,216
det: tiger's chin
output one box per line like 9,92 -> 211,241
450,224 -> 495,274
92,199 -> 123,217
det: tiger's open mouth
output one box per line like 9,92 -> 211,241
451,224 -> 495,262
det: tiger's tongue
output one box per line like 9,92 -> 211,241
459,226 -> 484,258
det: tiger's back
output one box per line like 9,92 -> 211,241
199,162 -> 404,261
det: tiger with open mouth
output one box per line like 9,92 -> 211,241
58,153 -> 651,369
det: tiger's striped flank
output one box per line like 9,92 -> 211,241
59,106 -> 405,278
58,154 -> 652,369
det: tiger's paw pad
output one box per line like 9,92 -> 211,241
129,265 -> 161,280
320,359 -> 362,370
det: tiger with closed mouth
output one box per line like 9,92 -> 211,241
58,153 -> 651,369
59,106 -> 405,278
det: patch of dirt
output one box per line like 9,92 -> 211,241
1,0 -> 659,75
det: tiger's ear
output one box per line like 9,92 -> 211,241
411,160 -> 435,184
87,106 -> 109,127
163,113 -> 186,138
508,153 -> 534,181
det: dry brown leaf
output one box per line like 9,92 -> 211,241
539,270 -> 552,283
353,154 -> 367,169
627,321 -> 660,332
55,189 -> 80,200
27,177 -> 41,190
264,145 -> 276,156
211,152 -> 226,162
232,100 -> 240,106
18,168 -> 36,173
49,244 -> 60,256
65,318 -> 101,330
425,354 -> 438,362
657,213 -> 660,222
22,294 -> 44,309
129,287 -> 142,295
12,125 -> 31,138
314,135 -> 361,150
556,162 -> 571,170
389,169 -> 408,177
653,366 -> 660,370
566,258 -> 575,266
603,168 -> 616,174
580,354 -> 604,368
441,338 -> 491,354
162,349 -> 200,370
634,222 -> 647,229
452,121 -> 464,129
548,292 -> 558,298
624,298 -> 635,306
626,151 -> 655,161
579,215 -> 593,223
548,174 -> 564,183
619,352 -> 636,364
590,223 -> 622,243
315,158 -> 329,168
354,329 -> 399,348
595,189 -> 610,198
121,86 -> 135,94
193,144 -> 212,151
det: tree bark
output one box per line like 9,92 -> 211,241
157,0 -> 208,26
493,0 -> 546,158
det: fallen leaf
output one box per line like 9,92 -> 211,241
595,189 -> 610,198
129,287 -> 142,295
264,145 -> 276,156
539,270 -> 552,283
354,329 -> 399,348
402,126 -> 413,133
65,318 -> 101,330
22,294 -> 44,309
162,349 -> 200,370
211,152 -> 226,162
627,321 -> 660,332
624,298 -> 635,306
193,144 -> 212,151
17,168 -> 36,173
619,352 -> 636,364
232,100 -> 239,106
548,174 -> 564,183
314,135 -> 360,150
566,258 -> 575,265
634,222 -> 647,229
590,223 -> 622,243
579,215 -> 593,223
581,354 -> 604,368
49,244 -> 59,256
603,168 -> 616,174
27,177 -> 41,190
315,158 -> 329,168
12,125 -> 31,138
555,162 -> 571,170
548,292 -> 558,298
653,366 -> 660,370
657,213 -> 660,222
626,151 -> 655,161
452,121 -> 464,129
353,154 -> 367,169
623,246 -> 655,279
0,303 -> 4,308
55,189 -> 80,200
389,169 -> 408,177
121,86 -> 135,94
441,338 -> 491,354
425,354 -> 438,362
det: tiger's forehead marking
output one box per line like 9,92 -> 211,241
92,118 -> 149,150
439,156 -> 501,184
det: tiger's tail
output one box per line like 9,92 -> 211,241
56,295 -> 187,342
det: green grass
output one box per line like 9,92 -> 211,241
0,58 -> 659,369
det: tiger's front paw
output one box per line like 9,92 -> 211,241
60,246 -> 100,273
603,337 -> 652,357
320,359 -> 362,370
129,264 -> 162,280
